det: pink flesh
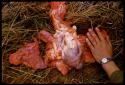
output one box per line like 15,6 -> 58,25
9,38 -> 47,69
9,2 -> 109,76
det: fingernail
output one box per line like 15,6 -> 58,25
86,32 -> 88,35
86,38 -> 88,41
88,28 -> 92,31
95,27 -> 99,30
88,28 -> 90,31
87,32 -> 89,36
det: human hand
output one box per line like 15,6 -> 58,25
86,27 -> 112,63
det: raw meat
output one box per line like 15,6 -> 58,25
9,2 -> 108,75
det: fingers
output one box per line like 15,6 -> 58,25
86,38 -> 94,50
86,27 -> 112,49
95,27 -> 105,41
101,29 -> 112,48
106,35 -> 112,47
87,32 -> 96,46
88,29 -> 100,43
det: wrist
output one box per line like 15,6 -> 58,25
98,56 -> 112,64
102,61 -> 120,77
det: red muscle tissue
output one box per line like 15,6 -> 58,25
9,2 -> 108,75
9,38 -> 47,69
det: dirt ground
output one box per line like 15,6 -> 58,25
2,1 -> 124,84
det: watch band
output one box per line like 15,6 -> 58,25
100,57 -> 112,64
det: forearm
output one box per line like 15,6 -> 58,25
102,61 -> 120,78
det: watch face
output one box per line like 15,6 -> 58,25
102,58 -> 108,63
100,57 -> 112,64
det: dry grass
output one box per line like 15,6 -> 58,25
2,1 -> 123,84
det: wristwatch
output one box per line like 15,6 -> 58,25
100,57 -> 112,64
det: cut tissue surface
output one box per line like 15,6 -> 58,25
9,2 -> 108,75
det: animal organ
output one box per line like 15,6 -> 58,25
9,2 -> 108,75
